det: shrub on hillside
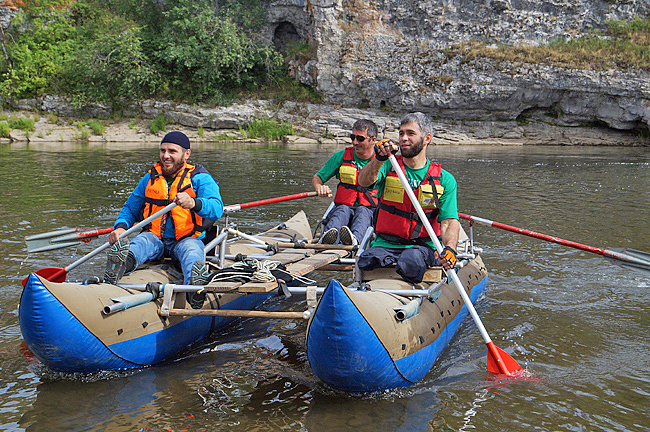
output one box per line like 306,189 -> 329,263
0,0 -> 284,106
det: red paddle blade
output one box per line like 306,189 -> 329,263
21,267 -> 67,287
486,341 -> 524,376
19,341 -> 38,363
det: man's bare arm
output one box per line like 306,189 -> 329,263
359,139 -> 396,187
312,174 -> 332,197
439,218 -> 460,251
358,157 -> 384,187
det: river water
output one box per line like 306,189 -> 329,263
1,141 -> 649,432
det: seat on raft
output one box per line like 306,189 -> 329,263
356,265 -> 443,283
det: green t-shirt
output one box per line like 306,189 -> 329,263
370,158 -> 458,249
316,148 -> 375,206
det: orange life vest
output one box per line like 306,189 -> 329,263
333,147 -> 378,207
142,162 -> 205,240
374,156 -> 444,244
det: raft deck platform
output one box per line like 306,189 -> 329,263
159,247 -> 349,318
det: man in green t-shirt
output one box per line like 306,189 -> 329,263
356,113 -> 460,284
312,119 -> 379,245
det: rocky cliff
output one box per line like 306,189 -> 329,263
268,0 -> 650,135
4,0 -> 650,145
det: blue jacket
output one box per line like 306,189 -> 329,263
114,164 -> 223,240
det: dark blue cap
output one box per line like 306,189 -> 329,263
161,131 -> 190,149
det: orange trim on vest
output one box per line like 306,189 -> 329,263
375,156 -> 442,242
142,162 -> 203,240
333,147 -> 378,207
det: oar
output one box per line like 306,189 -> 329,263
459,213 -> 650,275
223,191 -> 317,212
22,202 -> 177,287
25,227 -> 115,253
24,192 -> 317,254
388,154 -> 523,376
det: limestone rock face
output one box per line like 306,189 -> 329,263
267,0 -> 650,130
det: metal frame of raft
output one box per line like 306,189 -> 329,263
20,206 -> 492,389
305,231 -> 490,393
19,211 -> 346,372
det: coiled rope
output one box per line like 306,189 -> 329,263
208,259 -> 315,285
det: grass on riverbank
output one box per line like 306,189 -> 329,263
456,17 -> 650,71
0,115 -> 36,138
242,118 -> 294,140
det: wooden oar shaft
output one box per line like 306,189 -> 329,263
224,191 -> 317,212
272,242 -> 355,251
459,213 -> 650,267
165,308 -> 306,318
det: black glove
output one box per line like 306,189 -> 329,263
439,246 -> 457,268
374,139 -> 397,161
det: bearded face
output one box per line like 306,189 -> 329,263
400,134 -> 425,158
398,121 -> 430,159
160,156 -> 186,177
160,142 -> 190,177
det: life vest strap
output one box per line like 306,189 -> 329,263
377,201 -> 437,221
337,182 -> 377,207
144,197 -> 171,206
375,232 -> 436,246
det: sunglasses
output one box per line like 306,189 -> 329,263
350,134 -> 372,142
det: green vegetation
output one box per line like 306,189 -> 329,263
243,118 -> 294,140
214,133 -> 237,142
457,16 -> 650,71
8,116 -> 35,132
284,40 -> 317,64
321,128 -> 335,139
75,128 -> 90,141
242,75 -> 322,106
0,123 -> 10,138
87,120 -> 104,135
149,114 -> 169,134
0,0 -> 303,107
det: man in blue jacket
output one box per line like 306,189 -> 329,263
104,131 -> 223,308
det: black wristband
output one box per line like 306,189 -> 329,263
374,144 -> 398,161
374,144 -> 388,161
442,246 -> 457,256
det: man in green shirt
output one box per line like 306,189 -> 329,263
312,119 -> 379,245
356,112 -> 459,284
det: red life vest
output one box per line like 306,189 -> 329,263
142,162 -> 205,240
333,147 -> 378,207
374,156 -> 444,244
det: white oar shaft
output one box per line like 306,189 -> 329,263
387,155 -> 492,344
227,228 -> 267,245
65,203 -> 177,272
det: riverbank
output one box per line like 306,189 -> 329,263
1,98 -> 647,146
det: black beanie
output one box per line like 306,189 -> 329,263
161,131 -> 190,149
